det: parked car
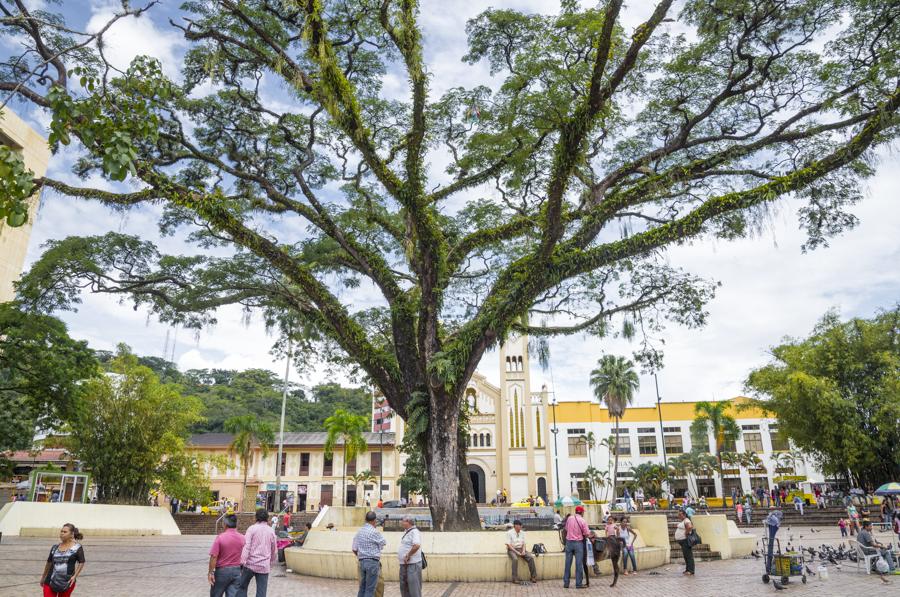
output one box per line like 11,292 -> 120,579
381,500 -> 403,508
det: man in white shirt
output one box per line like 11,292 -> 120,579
505,520 -> 537,584
398,516 -> 422,597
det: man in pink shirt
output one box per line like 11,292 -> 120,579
208,515 -> 245,597
237,509 -> 277,597
563,505 -> 591,589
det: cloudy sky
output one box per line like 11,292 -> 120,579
10,1 -> 900,407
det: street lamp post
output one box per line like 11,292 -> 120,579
654,373 -> 670,492
550,395 -> 561,503
274,339 -> 293,515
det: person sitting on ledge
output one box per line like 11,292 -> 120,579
506,520 -> 538,585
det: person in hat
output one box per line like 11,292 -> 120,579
505,520 -> 537,584
857,519 -> 896,582
563,506 -> 591,588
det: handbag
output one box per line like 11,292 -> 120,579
531,543 -> 547,556
688,529 -> 702,547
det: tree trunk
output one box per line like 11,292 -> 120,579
241,458 -> 249,512
342,445 -> 348,507
425,387 -> 480,531
612,417 -> 620,502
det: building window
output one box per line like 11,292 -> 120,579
535,409 -> 542,448
615,434 -> 631,456
279,452 -> 287,476
472,433 -> 477,447
479,433 -> 485,447
664,434 -> 683,455
485,433 -> 491,447
741,424 -> 760,430
568,436 -> 587,457
370,452 -> 382,475
743,432 -> 764,452
723,437 -> 737,452
663,426 -> 681,432
347,454 -> 356,475
299,453 -> 310,476
769,426 -> 789,451
638,435 -> 657,455
323,455 -> 333,476
637,427 -> 656,433
465,435 -> 471,447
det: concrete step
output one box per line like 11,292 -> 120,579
671,550 -> 722,561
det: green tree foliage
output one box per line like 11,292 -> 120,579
0,302 -> 98,451
66,345 -> 206,504
323,408 -> 369,507
690,400 -> 741,505
628,463 -> 666,498
590,354 -> 640,499
398,412 -> 429,500
0,145 -> 36,227
4,0 -> 899,529
224,414 -> 274,512
746,308 -> 900,487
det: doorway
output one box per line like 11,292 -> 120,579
467,464 -> 486,504
537,477 -> 548,504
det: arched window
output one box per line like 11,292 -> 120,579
486,433 -> 491,447
466,388 -> 478,413
517,356 -> 524,371
472,433 -> 477,447
535,409 -> 542,448
479,433 -> 485,447
465,435 -> 470,447
505,356 -> 512,371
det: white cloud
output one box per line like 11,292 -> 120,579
86,1 -> 185,79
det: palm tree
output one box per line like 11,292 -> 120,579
721,451 -> 741,505
668,454 -> 692,500
740,451 -> 766,499
324,408 -> 369,507
590,355 -> 639,501
583,465 -> 605,501
224,415 -> 274,512
578,431 -> 597,469
690,401 -> 741,508
629,463 -> 666,498
349,470 -> 377,506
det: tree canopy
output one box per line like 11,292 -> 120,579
745,308 -> 900,488
0,302 -> 98,451
3,0 -> 899,529
66,346 -> 207,504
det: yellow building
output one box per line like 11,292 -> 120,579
0,108 -> 49,302
188,432 -> 401,512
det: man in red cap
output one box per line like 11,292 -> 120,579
563,506 -> 591,588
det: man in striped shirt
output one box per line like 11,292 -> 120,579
352,511 -> 387,597
237,509 -> 277,597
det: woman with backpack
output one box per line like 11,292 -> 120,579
40,523 -> 85,597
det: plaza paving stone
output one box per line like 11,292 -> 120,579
1,527 -> 896,596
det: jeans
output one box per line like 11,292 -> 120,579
678,540 -> 695,574
399,561 -> 422,597
765,524 -> 778,575
357,559 -> 380,597
211,566 -> 241,597
794,502 -> 804,515
563,539 -> 585,587
507,549 -> 537,581
236,568 -> 268,597
744,510 -> 752,525
622,547 -> 637,572
864,548 -> 896,572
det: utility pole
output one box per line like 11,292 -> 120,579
274,338 -> 292,515
550,395 -> 561,503
654,373 -> 670,491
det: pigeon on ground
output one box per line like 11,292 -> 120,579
773,580 -> 787,590
805,565 -> 815,575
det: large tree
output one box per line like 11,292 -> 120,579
0,302 -> 98,451
67,346 -> 206,504
2,0 -> 899,529
746,308 -> 900,488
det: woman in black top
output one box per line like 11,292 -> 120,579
40,523 -> 85,597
